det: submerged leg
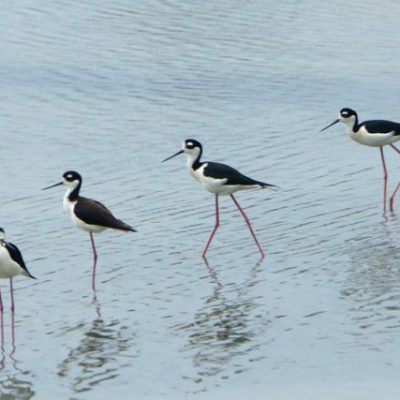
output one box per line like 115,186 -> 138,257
202,195 -> 220,258
0,287 -> 3,315
9,278 -> 14,313
0,287 -> 3,348
389,144 -> 400,211
10,278 -> 15,343
89,232 -> 98,291
380,146 -> 388,212
230,194 -> 265,258
390,144 -> 400,154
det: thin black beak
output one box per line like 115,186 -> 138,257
42,182 -> 63,190
162,149 -> 184,162
321,119 -> 340,132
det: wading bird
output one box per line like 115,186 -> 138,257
43,171 -> 136,290
322,108 -> 400,212
163,139 -> 275,258
0,227 -> 35,341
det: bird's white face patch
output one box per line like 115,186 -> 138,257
340,113 -> 355,125
63,177 -> 79,188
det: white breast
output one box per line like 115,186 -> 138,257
189,164 -> 226,194
188,164 -> 258,195
64,195 -> 106,234
0,245 -> 23,278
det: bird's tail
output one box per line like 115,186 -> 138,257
258,181 -> 278,189
117,220 -> 137,232
23,269 -> 36,279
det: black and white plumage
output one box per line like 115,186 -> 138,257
43,170 -> 136,290
43,171 -> 136,234
0,228 -> 35,280
321,108 -> 400,147
162,139 -> 275,196
163,139 -> 275,257
0,227 -> 35,320
322,108 -> 400,211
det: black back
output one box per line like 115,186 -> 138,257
75,197 -> 136,232
202,161 -> 273,187
362,120 -> 400,135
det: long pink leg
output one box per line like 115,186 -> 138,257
390,183 -> 400,211
89,233 -> 98,291
389,144 -> 400,211
390,144 -> 400,154
380,147 -> 388,212
202,195 -> 220,257
0,287 -> 3,349
10,278 -> 15,313
230,194 -> 265,258
10,278 -> 15,343
0,287 -> 3,315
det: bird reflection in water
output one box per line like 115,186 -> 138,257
0,325 -> 35,400
342,230 -> 400,339
0,297 -> 17,357
58,294 -> 136,394
180,256 -> 268,380
0,373 -> 35,400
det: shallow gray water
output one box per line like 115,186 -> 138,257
1,0 -> 400,398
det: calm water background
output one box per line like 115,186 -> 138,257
1,0 -> 400,398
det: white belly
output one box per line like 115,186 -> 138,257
349,126 -> 400,147
71,210 -> 107,233
64,198 -> 107,234
0,246 -> 23,278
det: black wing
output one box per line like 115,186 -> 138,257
4,241 -> 35,279
363,120 -> 400,135
203,161 -> 274,187
75,197 -> 136,232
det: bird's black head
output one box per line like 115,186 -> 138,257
340,108 -> 357,119
162,139 -> 203,162
184,139 -> 202,151
321,107 -> 358,132
42,170 -> 82,191
63,170 -> 82,183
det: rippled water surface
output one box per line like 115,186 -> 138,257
1,0 -> 400,398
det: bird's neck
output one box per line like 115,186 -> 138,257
63,185 -> 80,213
65,184 -> 81,203
346,115 -> 359,132
186,150 -> 202,171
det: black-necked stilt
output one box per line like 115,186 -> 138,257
0,227 -> 35,317
42,171 -> 136,290
162,139 -> 275,258
321,108 -> 400,212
